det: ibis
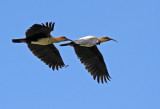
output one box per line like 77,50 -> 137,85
60,36 -> 117,83
12,22 -> 71,70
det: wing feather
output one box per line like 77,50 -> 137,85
27,43 -> 65,70
25,22 -> 55,38
73,45 -> 111,83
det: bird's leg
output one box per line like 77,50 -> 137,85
64,65 -> 69,68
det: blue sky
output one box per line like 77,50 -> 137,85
0,0 -> 160,109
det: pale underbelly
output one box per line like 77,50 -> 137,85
79,44 -> 94,47
31,38 -> 51,45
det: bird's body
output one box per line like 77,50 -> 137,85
74,36 -> 99,47
60,35 -> 116,83
30,36 -> 67,45
12,22 -> 70,70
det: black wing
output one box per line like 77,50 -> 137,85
25,22 -> 55,38
27,43 -> 65,70
73,45 -> 111,83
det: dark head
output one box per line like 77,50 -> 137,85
58,36 -> 72,42
98,36 -> 117,43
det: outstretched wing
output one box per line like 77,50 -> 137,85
73,45 -> 111,83
27,43 -> 65,70
25,22 -> 55,38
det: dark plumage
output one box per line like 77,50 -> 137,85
27,44 -> 65,70
12,22 -> 70,70
60,35 -> 116,83
73,45 -> 111,83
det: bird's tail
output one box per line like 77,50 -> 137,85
60,43 -> 71,46
60,42 -> 75,46
12,38 -> 26,43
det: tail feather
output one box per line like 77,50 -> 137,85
12,38 -> 26,43
60,43 -> 71,46
60,41 -> 76,46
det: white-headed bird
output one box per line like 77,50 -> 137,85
60,36 -> 117,83
12,22 -> 71,70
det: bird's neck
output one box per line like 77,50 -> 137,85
49,36 -> 64,43
97,38 -> 107,43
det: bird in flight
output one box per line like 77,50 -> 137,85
12,22 -> 71,70
60,36 -> 117,83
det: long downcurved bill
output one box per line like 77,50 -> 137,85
109,38 -> 118,43
66,38 -> 72,41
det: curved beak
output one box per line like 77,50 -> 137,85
66,38 -> 72,41
108,38 -> 118,43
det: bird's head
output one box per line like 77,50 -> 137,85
98,36 -> 117,43
58,36 -> 72,42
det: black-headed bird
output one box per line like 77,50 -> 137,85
60,36 -> 117,83
12,22 -> 71,70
